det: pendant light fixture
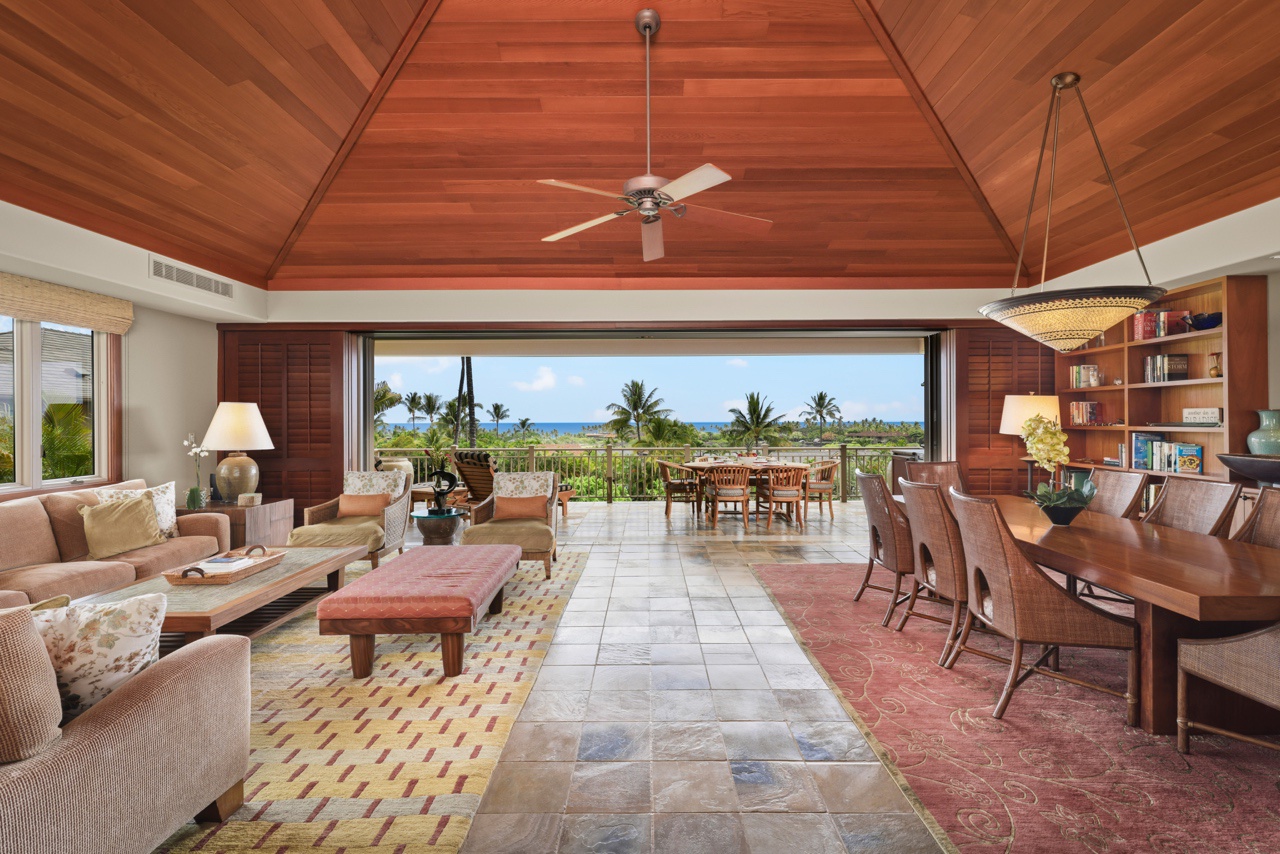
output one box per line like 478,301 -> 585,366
979,72 -> 1165,352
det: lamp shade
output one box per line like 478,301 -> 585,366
999,394 -> 1061,435
201,402 -> 274,451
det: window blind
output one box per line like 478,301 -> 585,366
0,272 -> 133,334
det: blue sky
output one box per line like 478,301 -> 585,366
376,354 -> 923,424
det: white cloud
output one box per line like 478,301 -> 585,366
592,408 -> 614,420
513,366 -> 557,392
779,404 -> 809,422
722,399 -> 746,413
386,372 -> 404,391
567,375 -> 586,386
726,358 -> 749,368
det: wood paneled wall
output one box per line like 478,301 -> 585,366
219,329 -> 350,524
947,327 -> 1055,495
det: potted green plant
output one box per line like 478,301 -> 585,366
182,432 -> 211,509
1021,414 -> 1095,525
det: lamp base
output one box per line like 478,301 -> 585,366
215,452 -> 260,504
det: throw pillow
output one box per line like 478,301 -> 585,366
0,608 -> 63,762
343,471 -> 405,496
337,492 -> 391,518
78,495 -> 165,560
493,495 -> 548,521
0,595 -> 72,616
95,481 -> 178,537
31,593 -> 166,721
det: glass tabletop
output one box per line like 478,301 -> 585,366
411,507 -> 468,518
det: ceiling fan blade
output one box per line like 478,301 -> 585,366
681,204 -> 773,236
543,212 -> 624,242
660,163 -> 732,201
538,179 -> 625,200
641,218 -> 664,262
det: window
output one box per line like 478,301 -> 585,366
0,316 -> 109,491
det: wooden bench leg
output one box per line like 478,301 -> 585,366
195,779 -> 244,823
350,634 -> 375,678
441,633 -> 464,676
542,555 -> 552,579
489,586 -> 505,614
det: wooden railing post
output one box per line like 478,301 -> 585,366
605,444 -> 615,504
683,444 -> 692,462
527,444 -> 536,471
840,444 -> 850,502
761,443 -> 769,458
449,445 -> 458,475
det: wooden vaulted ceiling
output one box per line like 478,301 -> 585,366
0,0 -> 1277,290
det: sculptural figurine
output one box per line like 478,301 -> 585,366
427,469 -> 459,513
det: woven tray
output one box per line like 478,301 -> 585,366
163,545 -> 286,586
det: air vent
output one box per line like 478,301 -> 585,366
148,255 -> 234,298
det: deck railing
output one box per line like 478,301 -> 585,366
374,444 -> 919,502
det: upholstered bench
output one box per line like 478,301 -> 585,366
317,544 -> 522,677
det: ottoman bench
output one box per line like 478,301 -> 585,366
317,544 -> 522,677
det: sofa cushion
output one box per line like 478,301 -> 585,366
461,518 -> 555,552
343,471 -> 406,496
0,590 -> 31,609
38,480 -> 146,562
493,495 -> 548,521
110,536 -> 221,580
79,496 -> 166,560
0,561 -> 135,603
493,472 -> 555,498
338,492 -> 390,518
95,481 -> 178,537
0,498 -> 60,573
288,516 -> 385,552
0,608 -> 63,763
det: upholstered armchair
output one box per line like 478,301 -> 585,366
461,471 -> 559,578
287,471 -> 411,568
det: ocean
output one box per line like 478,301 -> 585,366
385,421 -> 732,434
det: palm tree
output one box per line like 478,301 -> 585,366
516,417 -> 535,439
801,391 -> 841,438
373,381 -> 402,433
421,393 -> 442,427
465,357 -> 477,448
607,380 -> 672,444
41,403 -> 93,479
403,391 -> 425,429
487,402 -> 510,433
727,392 -> 785,452
441,398 -> 462,437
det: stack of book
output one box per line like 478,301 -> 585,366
1133,309 -> 1192,339
1132,431 -> 1203,473
1067,401 -> 1106,426
1142,353 -> 1189,383
1068,364 -> 1101,388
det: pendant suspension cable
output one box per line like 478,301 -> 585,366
645,28 -> 652,175
1009,90 -> 1058,295
1038,89 -> 1063,290
1074,87 -> 1152,286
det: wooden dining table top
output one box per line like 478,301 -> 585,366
684,459 -> 812,471
994,495 -> 1280,622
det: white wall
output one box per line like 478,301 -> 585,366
121,304 -> 218,488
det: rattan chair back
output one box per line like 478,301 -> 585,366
1087,468 -> 1148,518
1144,478 -> 1241,537
856,470 -> 913,575
899,479 -> 967,603
1232,485 -> 1280,548
905,461 -> 966,500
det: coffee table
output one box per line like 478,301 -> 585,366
412,507 -> 468,545
77,546 -> 366,648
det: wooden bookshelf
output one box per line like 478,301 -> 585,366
1055,276 -> 1267,482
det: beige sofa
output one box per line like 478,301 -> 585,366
0,480 -> 230,603
0,634 -> 251,854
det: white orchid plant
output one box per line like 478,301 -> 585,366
183,432 -> 210,490
1020,414 -> 1095,509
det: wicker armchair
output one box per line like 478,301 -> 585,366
452,450 -> 498,509
898,479 -> 969,666
855,470 -> 914,627
705,465 -> 753,529
288,471 -> 411,568
1232,485 -> 1280,547
756,466 -> 805,529
657,460 -> 700,517
1178,623 -> 1280,754
905,461 -> 966,503
804,460 -> 839,518
1087,468 -> 1149,518
1144,477 -> 1241,537
462,471 -> 559,578
948,490 -> 1138,722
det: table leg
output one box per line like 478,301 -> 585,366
350,634 -> 375,678
183,630 -> 214,645
327,567 -> 345,591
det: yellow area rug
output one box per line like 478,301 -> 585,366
157,552 -> 584,854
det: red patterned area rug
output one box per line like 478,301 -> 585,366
754,563 -> 1280,854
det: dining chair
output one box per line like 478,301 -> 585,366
756,466 -> 805,529
1087,469 -> 1149,519
1231,485 -> 1280,547
1143,478 -> 1242,538
947,490 -> 1138,723
657,460 -> 700,517
897,479 -> 969,666
905,461 -> 966,503
1177,623 -> 1280,754
854,470 -> 915,627
705,465 -> 753,529
804,460 -> 839,518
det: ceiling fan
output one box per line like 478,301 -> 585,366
539,9 -> 772,262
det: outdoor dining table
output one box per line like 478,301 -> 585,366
682,459 -> 814,517
994,495 -> 1280,735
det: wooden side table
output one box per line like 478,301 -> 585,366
176,499 -> 294,549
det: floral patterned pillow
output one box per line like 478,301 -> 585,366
95,481 -> 178,538
494,472 -> 555,498
343,471 -> 406,496
31,593 -> 166,721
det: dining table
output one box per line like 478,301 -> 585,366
994,495 -> 1280,735
682,459 -> 814,519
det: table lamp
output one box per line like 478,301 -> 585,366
202,402 -> 274,503
999,394 -> 1061,436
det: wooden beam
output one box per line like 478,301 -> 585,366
266,274 -> 1015,291
265,0 -> 445,281
850,0 -> 1027,285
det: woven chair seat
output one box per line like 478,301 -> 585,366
762,488 -> 801,498
710,486 -> 746,497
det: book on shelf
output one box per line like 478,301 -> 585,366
1176,444 -> 1204,475
1067,400 -> 1107,426
1131,431 -> 1164,470
1143,439 -> 1204,473
1133,309 -> 1193,340
1142,353 -> 1190,383
1069,364 -> 1101,388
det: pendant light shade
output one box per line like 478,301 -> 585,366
981,72 -> 1164,352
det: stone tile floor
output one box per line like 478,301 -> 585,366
450,501 -> 946,854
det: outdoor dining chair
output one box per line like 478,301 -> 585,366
756,466 -> 805,529
705,465 -> 753,529
657,460 -> 701,517
804,460 -> 839,518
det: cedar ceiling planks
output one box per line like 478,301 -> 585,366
0,0 -> 427,284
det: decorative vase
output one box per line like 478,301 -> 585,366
1246,410 -> 1280,455
1039,504 -> 1085,526
379,456 -> 416,480
186,485 -> 206,510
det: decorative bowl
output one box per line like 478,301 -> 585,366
1186,312 -> 1223,331
1217,453 -> 1280,486
1039,504 -> 1086,526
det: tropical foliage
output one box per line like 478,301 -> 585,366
726,392 -> 785,451
607,380 -> 672,444
801,392 -> 841,437
487,402 -> 510,431
41,403 -> 93,480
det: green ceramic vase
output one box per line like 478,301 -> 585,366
1247,410 -> 1280,455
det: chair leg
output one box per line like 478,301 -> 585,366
1177,666 -> 1190,752
370,552 -> 379,569
1126,648 -> 1138,729
944,609 -> 973,669
938,599 -> 963,667
880,570 -> 904,628
195,779 -> 244,823
894,581 -> 920,632
853,557 -> 875,601
543,555 -> 552,579
765,501 -> 773,530
665,494 -> 672,517
993,639 -> 1024,719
